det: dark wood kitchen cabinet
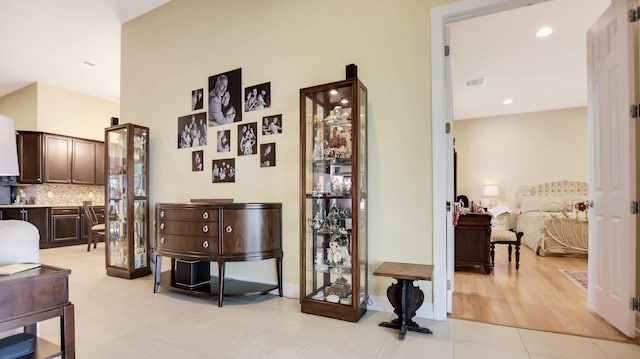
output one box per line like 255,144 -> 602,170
50,207 -> 81,247
17,131 -> 44,184
43,134 -> 102,185
71,138 -> 96,184
15,131 -> 103,185
455,213 -> 493,274
0,207 -> 50,248
44,134 -> 72,183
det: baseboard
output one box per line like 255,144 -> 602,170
165,272 -> 439,320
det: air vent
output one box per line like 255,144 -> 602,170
465,77 -> 487,87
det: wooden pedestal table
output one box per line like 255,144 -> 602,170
373,261 -> 433,340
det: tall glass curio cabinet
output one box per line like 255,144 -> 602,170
299,77 -> 368,322
105,123 -> 151,279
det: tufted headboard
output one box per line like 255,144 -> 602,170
519,181 -> 588,197
516,181 -> 588,213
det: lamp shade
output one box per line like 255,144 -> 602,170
0,115 -> 19,176
482,184 -> 499,197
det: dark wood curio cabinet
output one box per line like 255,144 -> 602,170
105,123 -> 150,279
299,77 -> 368,322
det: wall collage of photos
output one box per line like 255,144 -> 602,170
177,68 -> 282,183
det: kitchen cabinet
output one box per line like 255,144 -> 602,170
45,135 -> 98,184
0,207 -> 50,248
17,131 -> 43,184
44,134 -> 72,184
299,77 -> 369,322
50,207 -> 81,247
71,138 -> 96,184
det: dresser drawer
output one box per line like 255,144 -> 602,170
157,208 -> 218,222
156,234 -> 218,254
158,220 -> 218,237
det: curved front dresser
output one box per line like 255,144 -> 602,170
154,202 -> 283,307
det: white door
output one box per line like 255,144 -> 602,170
587,0 -> 637,337
444,27 -> 455,313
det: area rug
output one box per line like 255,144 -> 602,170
559,269 -> 587,291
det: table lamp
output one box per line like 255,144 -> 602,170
482,184 -> 499,209
0,115 -> 19,176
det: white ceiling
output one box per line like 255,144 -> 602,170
449,0 -> 609,120
0,0 -> 170,102
0,0 -> 611,119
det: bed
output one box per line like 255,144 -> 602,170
515,181 -> 589,256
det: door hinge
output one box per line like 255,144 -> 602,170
445,122 -> 451,134
447,279 -> 451,290
630,297 -> 640,311
629,7 -> 640,22
446,201 -> 452,212
445,45 -> 450,56
630,104 -> 640,118
631,201 -> 640,214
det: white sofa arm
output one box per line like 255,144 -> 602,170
0,220 -> 40,267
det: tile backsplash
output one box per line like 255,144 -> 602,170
19,183 -> 105,206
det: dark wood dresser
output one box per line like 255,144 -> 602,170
154,202 -> 283,306
454,213 -> 493,274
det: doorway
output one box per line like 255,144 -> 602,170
431,0 -> 633,339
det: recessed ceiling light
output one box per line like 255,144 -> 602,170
340,98 -> 349,104
82,61 -> 95,68
329,89 -> 338,95
536,26 -> 553,37
503,99 -> 513,105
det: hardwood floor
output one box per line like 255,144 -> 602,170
450,244 -> 637,343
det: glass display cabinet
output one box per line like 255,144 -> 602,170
105,123 -> 150,279
299,77 -> 368,322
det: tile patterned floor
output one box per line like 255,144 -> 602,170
25,245 -> 640,358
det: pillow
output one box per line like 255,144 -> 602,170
518,196 -> 569,213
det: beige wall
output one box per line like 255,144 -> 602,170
0,83 -> 38,130
121,0 -> 454,312
454,107 -> 588,212
36,83 -> 119,141
0,82 -> 119,141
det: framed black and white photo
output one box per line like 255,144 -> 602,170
262,114 -> 282,135
192,150 -> 204,171
237,122 -> 257,156
244,82 -> 271,112
212,158 -> 235,183
260,143 -> 276,167
191,88 -> 204,110
178,112 -> 207,148
208,68 -> 242,126
216,129 -> 231,153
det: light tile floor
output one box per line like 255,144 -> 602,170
31,245 -> 640,358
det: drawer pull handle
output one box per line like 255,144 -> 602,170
202,212 -> 209,219
226,225 -> 233,233
202,225 -> 209,233
160,211 -> 165,218
160,237 -> 165,244
203,241 -> 209,248
160,223 -> 165,230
